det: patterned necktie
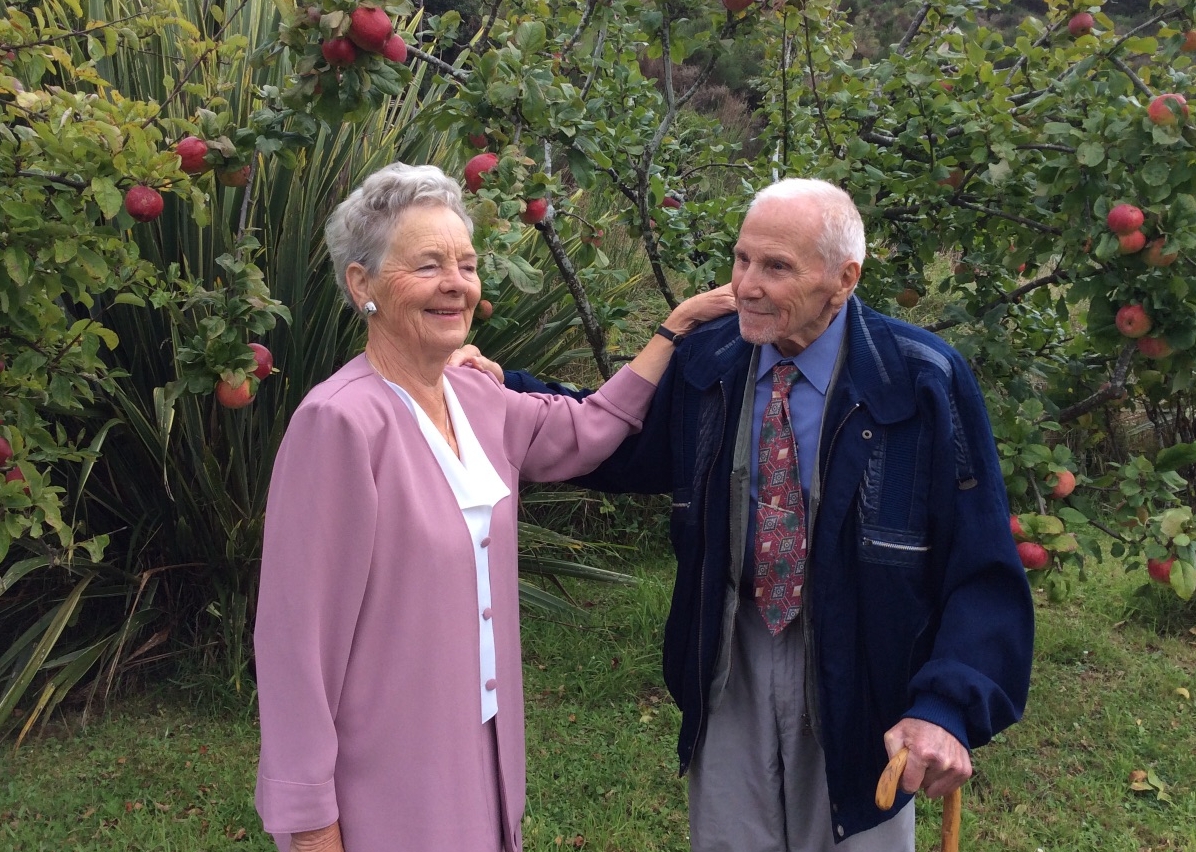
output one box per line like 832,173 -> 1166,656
753,363 -> 807,636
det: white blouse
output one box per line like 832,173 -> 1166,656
382,375 -> 511,724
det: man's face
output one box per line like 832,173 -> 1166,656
731,196 -> 859,357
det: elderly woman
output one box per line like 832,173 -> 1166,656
253,162 -> 733,852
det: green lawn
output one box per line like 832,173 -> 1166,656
2,556 -> 1194,851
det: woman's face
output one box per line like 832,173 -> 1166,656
356,205 -> 481,357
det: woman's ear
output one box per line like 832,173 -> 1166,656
345,263 -> 371,312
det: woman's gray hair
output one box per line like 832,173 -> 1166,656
750,178 -> 866,271
325,162 -> 474,307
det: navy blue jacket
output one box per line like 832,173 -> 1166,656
507,298 -> 1034,839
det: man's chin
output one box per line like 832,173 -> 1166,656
738,318 -> 777,347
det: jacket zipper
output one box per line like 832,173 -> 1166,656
804,401 -> 862,746
862,538 -> 931,552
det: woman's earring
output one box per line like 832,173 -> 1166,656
362,301 -> 377,318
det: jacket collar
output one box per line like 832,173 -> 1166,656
839,296 -> 917,425
677,299 -> 919,426
679,314 -> 753,391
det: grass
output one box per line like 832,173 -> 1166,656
2,555 -> 1194,852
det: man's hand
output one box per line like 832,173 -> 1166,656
448,344 -> 505,384
883,718 -> 972,800
290,821 -> 343,852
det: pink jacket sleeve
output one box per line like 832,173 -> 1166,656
492,364 -> 656,482
254,397 -> 378,834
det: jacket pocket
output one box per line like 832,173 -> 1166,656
859,524 -> 931,568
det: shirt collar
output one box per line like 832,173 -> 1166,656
754,305 -> 848,396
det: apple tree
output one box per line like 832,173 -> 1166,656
359,0 -> 1196,602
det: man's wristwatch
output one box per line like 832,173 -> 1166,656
655,324 -> 684,344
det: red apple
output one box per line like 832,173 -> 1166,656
1067,12 -> 1094,37
348,6 -> 393,52
1143,239 -> 1178,267
583,227 -> 604,247
1147,556 -> 1174,584
935,80 -> 955,93
1183,30 -> 1196,52
218,166 -> 251,188
895,288 -> 920,308
520,197 -> 549,225
1048,470 -> 1076,499
1117,230 -> 1146,254
305,5 -> 323,25
1010,514 -> 1025,541
1017,541 -> 1050,571
661,196 -> 682,209
1106,203 -> 1144,235
475,299 -> 493,321
381,35 -> 407,63
248,343 -> 274,380
468,133 -> 488,149
937,168 -> 964,190
1115,303 -> 1152,338
722,0 -> 754,11
0,436 -> 11,466
1147,93 -> 1188,126
321,37 -> 357,67
175,135 -> 209,174
464,152 -> 499,193
1136,335 -> 1173,359
215,377 -> 255,409
124,185 -> 164,223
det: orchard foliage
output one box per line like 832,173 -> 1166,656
3,0 -> 1196,734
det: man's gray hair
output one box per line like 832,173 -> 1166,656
750,178 -> 866,270
325,162 -> 474,307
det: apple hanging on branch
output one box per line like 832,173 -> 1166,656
248,343 -> 274,380
124,185 -> 164,223
215,376 -> 256,409
1017,541 -> 1050,571
1047,469 -> 1076,499
1115,303 -> 1152,338
1147,93 -> 1188,126
520,197 -> 549,225
1067,12 -> 1094,37
464,152 -> 499,193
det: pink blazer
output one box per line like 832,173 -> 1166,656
254,355 -> 654,852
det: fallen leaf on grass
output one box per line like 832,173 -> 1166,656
1176,687 -> 1190,701
79,807 -> 96,820
226,826 -> 247,841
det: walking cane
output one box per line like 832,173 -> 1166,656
874,746 -> 962,852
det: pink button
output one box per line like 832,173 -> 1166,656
485,678 -> 497,691
482,607 -> 493,620
480,537 -> 492,547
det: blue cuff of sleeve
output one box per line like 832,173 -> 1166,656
904,693 -> 971,751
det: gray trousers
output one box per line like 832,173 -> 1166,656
687,603 -> 914,852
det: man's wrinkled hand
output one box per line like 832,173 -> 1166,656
883,718 -> 972,800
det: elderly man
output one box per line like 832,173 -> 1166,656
469,178 -> 1034,851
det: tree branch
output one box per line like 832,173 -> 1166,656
797,4 -> 835,155
924,272 -> 1065,333
563,0 -> 598,56
407,43 -> 469,82
1053,341 -> 1136,424
949,197 -> 1063,234
895,3 -> 932,55
13,169 -> 89,191
536,220 -> 612,379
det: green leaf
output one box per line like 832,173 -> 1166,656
1173,560 -> 1196,601
1156,442 -> 1196,472
513,21 -> 546,54
1075,142 -> 1104,167
90,176 -> 124,219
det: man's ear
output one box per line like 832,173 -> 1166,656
345,263 -> 371,312
831,260 -> 861,308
